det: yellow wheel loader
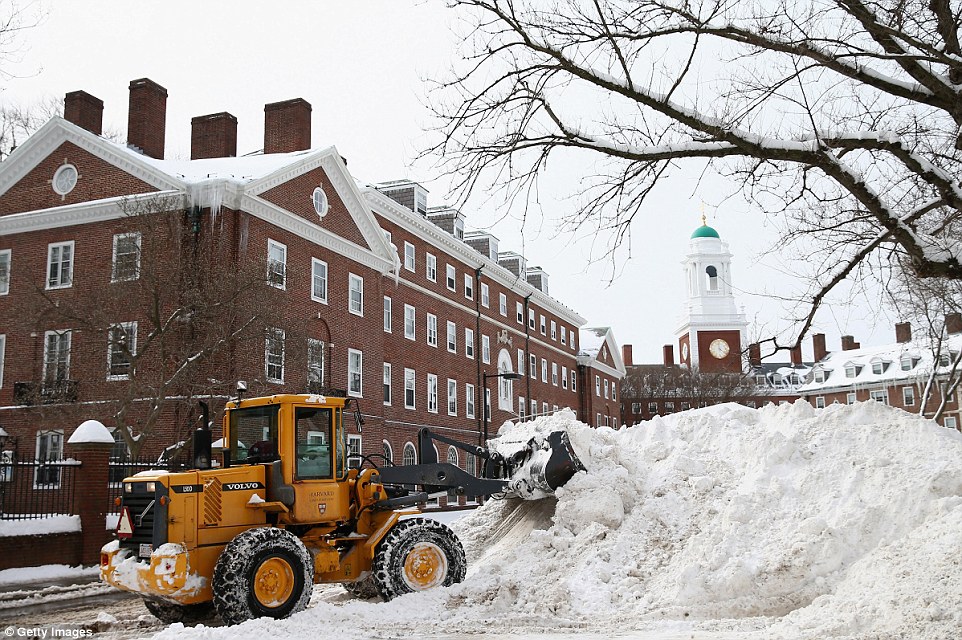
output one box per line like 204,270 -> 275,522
100,391 -> 583,625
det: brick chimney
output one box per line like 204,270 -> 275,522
127,78 -> 167,159
663,345 -> 674,366
264,98 -> 311,154
813,333 -> 827,361
622,344 -> 633,367
748,343 -> 761,367
841,335 -> 857,351
895,322 -> 912,343
946,313 -> 962,335
790,344 -> 803,365
191,112 -> 238,160
63,90 -> 103,135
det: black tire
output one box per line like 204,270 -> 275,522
343,575 -> 379,599
372,517 -> 466,601
142,598 -> 214,625
212,527 -> 314,625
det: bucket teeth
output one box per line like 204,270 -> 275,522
502,430 -> 585,499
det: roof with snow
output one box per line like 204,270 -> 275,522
797,332 -> 961,394
577,327 -> 626,378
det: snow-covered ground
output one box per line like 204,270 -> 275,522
8,401 -> 962,639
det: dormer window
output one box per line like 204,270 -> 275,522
772,373 -> 783,386
813,369 -> 826,383
938,354 -> 952,367
870,358 -> 889,375
900,355 -> 914,371
844,362 -> 860,378
789,374 -> 801,385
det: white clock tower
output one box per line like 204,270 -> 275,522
675,218 -> 748,373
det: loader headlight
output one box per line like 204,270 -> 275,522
146,482 -> 156,493
124,483 -> 132,493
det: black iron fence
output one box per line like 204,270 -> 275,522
106,456 -> 190,513
0,458 -> 80,521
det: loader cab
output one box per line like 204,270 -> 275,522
223,394 -> 354,524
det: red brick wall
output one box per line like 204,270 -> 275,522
0,532 -> 82,570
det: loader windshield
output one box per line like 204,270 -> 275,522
294,407 -> 336,480
229,404 -> 279,464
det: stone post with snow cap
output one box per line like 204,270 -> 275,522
67,420 -> 114,565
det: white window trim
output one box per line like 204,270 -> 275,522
516,301 -> 523,324
265,328 -> 285,383
427,313 -> 439,347
46,241 -> 75,290
43,329 -> 71,385
427,373 -> 439,413
349,273 -> 364,316
466,383 -> 475,419
347,348 -> 363,397
308,338 -> 325,387
404,304 -> 416,340
111,232 -> 141,282
482,335 -> 491,364
0,249 -> 10,295
446,264 -> 456,291
383,296 -> 392,332
447,321 -> 457,353
447,378 -> 458,416
107,321 -> 137,381
426,253 -> 437,282
267,239 -> 287,290
903,386 -> 915,406
500,293 -> 508,317
481,283 -> 490,308
311,258 -> 329,304
464,273 -> 473,300
404,241 -> 416,272
404,368 -> 416,409
465,328 -> 475,359
383,363 -> 392,405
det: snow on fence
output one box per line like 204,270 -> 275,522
106,456 -> 190,514
0,458 -> 81,520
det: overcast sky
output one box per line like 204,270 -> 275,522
1,0 -> 893,363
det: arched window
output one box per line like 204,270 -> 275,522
446,446 -> 459,467
382,440 -> 393,464
497,348 -> 514,410
465,453 -> 476,476
705,265 -> 718,291
402,442 -> 417,466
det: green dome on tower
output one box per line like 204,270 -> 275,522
691,215 -> 720,239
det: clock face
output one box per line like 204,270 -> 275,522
709,338 -> 730,359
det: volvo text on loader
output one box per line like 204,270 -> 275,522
100,390 -> 584,625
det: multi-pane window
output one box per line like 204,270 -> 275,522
541,359 -> 548,383
447,321 -> 457,352
499,293 -> 508,317
900,356 -> 914,371
530,354 -> 537,379
518,349 -> 525,376
404,368 -> 416,408
516,302 -> 523,324
446,264 -> 456,290
531,398 -> 538,417
403,443 -> 417,466
482,335 -> 491,364
562,366 -> 568,389
347,435 -> 362,469
561,326 -> 567,345
612,384 -> 617,401
529,309 -> 535,329
349,274 -> 364,316
404,304 -> 416,340
845,365 -> 857,378
552,363 -> 558,386
903,386 -> 915,406
426,253 -> 437,281
464,274 -> 473,299
604,379 -> 609,398
519,397 -> 526,419
47,241 -> 74,289
847,392 -> 857,404
427,314 -> 439,347
348,349 -> 363,397
466,383 -> 475,418
540,315 -> 546,335
631,402 -> 641,415
404,242 -> 415,271
481,283 -> 490,307
43,330 -> 71,386
815,396 -> 826,409
595,375 -> 601,396
945,416 -> 958,430
107,322 -> 137,380
0,249 -> 10,295
571,370 -> 577,391
665,402 -> 675,413
383,296 -> 392,332
648,402 -> 658,414
447,446 -> 458,467
870,389 -> 889,404
267,240 -> 286,289
312,259 -> 328,303
382,440 -> 394,464
465,328 -> 475,358
265,328 -> 285,383
872,361 -> 884,374
448,379 -> 457,416
35,430 -> 64,486
427,374 -> 439,413
383,363 -> 392,405
111,233 -> 141,282
550,320 -> 557,340
308,339 -> 325,388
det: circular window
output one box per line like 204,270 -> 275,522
52,164 -> 79,196
312,186 -> 329,219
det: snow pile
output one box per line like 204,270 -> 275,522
158,401 -> 962,640
0,514 -> 80,537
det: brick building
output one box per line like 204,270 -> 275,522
797,320 -> 962,429
0,78 -> 616,499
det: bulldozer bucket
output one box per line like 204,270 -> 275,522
500,429 -> 586,500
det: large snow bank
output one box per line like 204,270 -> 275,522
156,401 -> 962,640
